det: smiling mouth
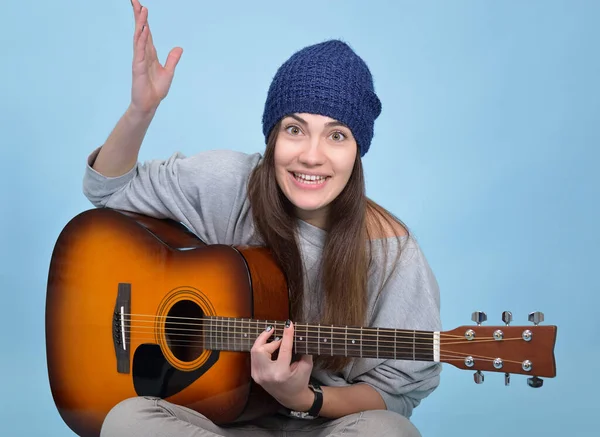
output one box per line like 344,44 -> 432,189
291,172 -> 330,185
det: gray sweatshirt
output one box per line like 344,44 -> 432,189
82,147 -> 443,418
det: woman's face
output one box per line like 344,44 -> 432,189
274,113 -> 358,229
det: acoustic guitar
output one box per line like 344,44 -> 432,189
45,208 -> 557,437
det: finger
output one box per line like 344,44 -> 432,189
251,325 -> 281,355
261,338 -> 282,355
133,5 -> 148,48
164,47 -> 183,73
132,0 -> 144,17
136,7 -> 158,63
293,354 -> 313,373
146,24 -> 158,62
252,324 -> 275,348
276,320 -> 295,365
134,21 -> 148,64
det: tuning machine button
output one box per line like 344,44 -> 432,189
502,311 -> 513,325
527,376 -> 544,388
474,370 -> 484,384
471,311 -> 487,326
528,311 -> 544,325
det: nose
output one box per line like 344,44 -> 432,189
298,138 -> 326,167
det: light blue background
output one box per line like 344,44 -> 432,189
1,0 -> 597,436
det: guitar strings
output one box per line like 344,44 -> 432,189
114,332 -> 525,365
122,313 -> 476,339
124,327 -> 438,352
123,323 -> 524,352
118,323 -> 530,365
110,314 -> 537,364
121,316 -> 523,344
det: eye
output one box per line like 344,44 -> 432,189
285,124 -> 302,136
330,131 -> 347,142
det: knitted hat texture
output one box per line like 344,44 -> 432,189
262,39 -> 381,157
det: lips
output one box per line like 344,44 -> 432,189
289,171 -> 329,189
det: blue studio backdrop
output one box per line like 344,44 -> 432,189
0,1 -> 598,436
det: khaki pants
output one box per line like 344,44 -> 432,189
100,396 -> 421,437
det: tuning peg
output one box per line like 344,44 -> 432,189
502,311 -> 513,326
474,370 -> 484,384
528,311 -> 544,326
471,311 -> 487,326
505,373 -> 511,386
527,376 -> 544,388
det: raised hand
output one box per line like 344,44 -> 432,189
130,0 -> 183,114
250,321 -> 315,411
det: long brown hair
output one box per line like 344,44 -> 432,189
247,121 -> 408,372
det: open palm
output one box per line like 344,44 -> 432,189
130,0 -> 183,114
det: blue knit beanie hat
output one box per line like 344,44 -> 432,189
262,39 -> 382,157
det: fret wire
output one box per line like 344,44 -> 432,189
345,326 -> 348,357
305,323 -> 308,355
331,325 -> 333,356
361,327 -> 363,358
317,323 -> 321,356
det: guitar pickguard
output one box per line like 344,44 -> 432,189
132,344 -> 219,398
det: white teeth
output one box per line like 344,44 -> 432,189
293,172 -> 327,184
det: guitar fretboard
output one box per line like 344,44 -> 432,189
186,316 -> 437,362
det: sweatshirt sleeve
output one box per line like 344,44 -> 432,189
82,146 -> 262,245
350,236 -> 443,417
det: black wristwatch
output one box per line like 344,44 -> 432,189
288,381 -> 323,419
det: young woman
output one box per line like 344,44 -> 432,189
83,1 -> 442,436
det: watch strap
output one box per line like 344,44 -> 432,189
288,381 -> 323,419
306,381 -> 323,417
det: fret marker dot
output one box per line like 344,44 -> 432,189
352,340 -> 356,344
323,338 -> 327,342
300,337 -> 303,341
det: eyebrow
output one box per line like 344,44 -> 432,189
286,114 -> 350,130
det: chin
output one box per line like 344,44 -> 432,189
288,198 -> 325,212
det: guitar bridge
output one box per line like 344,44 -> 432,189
113,283 -> 131,374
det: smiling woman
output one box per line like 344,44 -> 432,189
274,113 -> 357,227
79,1 -> 442,436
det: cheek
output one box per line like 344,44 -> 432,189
273,149 -> 289,186
339,151 -> 357,180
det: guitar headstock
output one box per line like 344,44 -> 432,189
440,311 -> 557,388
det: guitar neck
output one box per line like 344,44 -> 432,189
197,316 -> 439,362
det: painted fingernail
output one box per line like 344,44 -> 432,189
285,319 -> 291,328
265,325 -> 273,332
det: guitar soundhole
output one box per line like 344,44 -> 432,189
165,300 -> 205,362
